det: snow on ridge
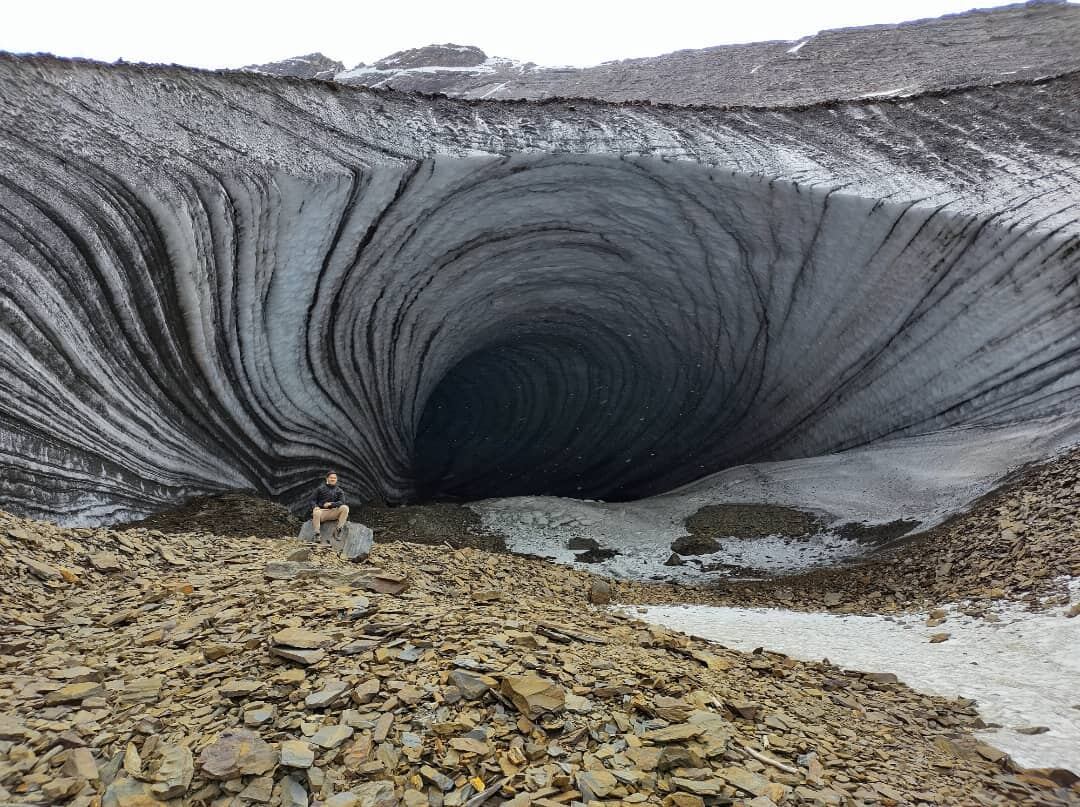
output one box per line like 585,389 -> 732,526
787,37 -> 813,55
337,55 -> 529,81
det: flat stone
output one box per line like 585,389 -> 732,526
350,781 -> 397,807
500,674 -> 565,717
366,574 -> 409,595
158,546 -> 188,566
325,794 -> 362,807
864,672 -> 899,684
239,775 -> 274,803
373,712 -> 394,742
63,746 -> 100,780
281,774 -> 310,807
298,521 -> 374,562
577,769 -> 618,799
658,745 -> 704,771
102,777 -> 160,807
272,627 -> 332,649
0,715 -> 30,740
975,743 -> 1007,762
311,724 -> 354,749
449,736 -> 490,755
719,765 -> 770,796
280,739 -> 315,768
197,729 -> 277,780
42,777 -> 82,799
664,795 -> 706,807
45,681 -> 104,705
150,743 -> 194,798
118,676 -> 163,704
244,703 -> 276,726
671,777 -> 724,796
306,679 -> 349,709
727,700 -> 763,720
643,722 -> 705,742
53,664 -> 103,682
90,551 -> 123,572
21,556 -> 63,580
626,746 -> 662,771
420,764 -> 455,791
264,561 -> 310,580
448,669 -> 494,700
220,678 -> 264,698
352,677 -> 381,704
271,646 -> 327,666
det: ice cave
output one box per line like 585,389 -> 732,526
1,54 -> 1078,525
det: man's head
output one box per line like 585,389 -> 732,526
326,471 -> 338,486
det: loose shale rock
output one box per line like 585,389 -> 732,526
198,729 -> 277,780
0,503 -> 1074,807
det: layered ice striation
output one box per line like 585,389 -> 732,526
0,52 -> 1078,524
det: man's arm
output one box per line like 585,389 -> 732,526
331,486 -> 344,505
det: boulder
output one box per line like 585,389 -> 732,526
670,535 -> 721,555
298,520 -> 373,561
588,579 -> 613,604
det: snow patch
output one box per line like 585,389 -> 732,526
628,580 -> 1080,771
472,417 -> 1080,583
859,84 -> 920,98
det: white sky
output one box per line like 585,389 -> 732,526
0,0 -> 1038,70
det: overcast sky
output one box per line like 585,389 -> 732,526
2,0 -> 1036,70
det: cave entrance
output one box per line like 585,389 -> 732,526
411,330 -> 700,502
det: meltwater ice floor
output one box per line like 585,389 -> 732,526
628,582 -> 1080,772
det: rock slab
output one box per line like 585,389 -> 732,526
298,520 -> 373,561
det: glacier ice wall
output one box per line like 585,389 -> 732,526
0,56 -> 1078,522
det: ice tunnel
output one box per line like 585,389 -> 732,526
0,56 -> 1078,522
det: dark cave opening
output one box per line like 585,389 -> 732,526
411,326 -> 718,503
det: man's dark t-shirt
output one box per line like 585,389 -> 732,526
310,483 -> 344,509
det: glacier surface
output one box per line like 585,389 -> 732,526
0,48 -> 1078,524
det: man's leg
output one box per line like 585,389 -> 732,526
312,508 -> 324,533
336,504 -> 350,531
317,507 -> 342,537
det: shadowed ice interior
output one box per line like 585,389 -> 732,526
399,155 -> 1076,503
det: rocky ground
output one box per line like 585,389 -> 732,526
116,497 -> 505,554
619,449 -> 1080,616
683,507 -> 824,546
351,505 -> 506,553
115,494 -> 302,541
4,505 -> 1080,806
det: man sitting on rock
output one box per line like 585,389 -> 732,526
309,471 -> 349,538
